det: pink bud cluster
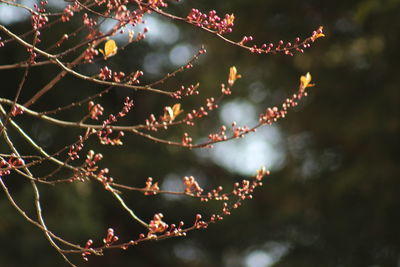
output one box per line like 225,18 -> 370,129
145,114 -> 159,131
70,150 -> 109,184
10,105 -> 24,117
98,67 -> 113,80
88,101 -> 104,120
118,97 -> 134,117
76,167 -> 269,257
143,215 -> 186,240
84,47 -> 99,63
142,66 -> 238,132
82,239 -> 93,261
84,1 -> 148,29
244,38 -> 306,56
187,9 -> 235,35
128,29 -> 148,43
260,81 -> 311,124
115,4 -> 130,21
171,83 -> 200,99
237,27 -> 324,56
103,228 -> 119,246
201,186 -> 227,202
192,166 -> 268,203
0,156 -> 24,176
147,0 -> 168,8
98,68 -> 143,83
148,213 -> 168,237
0,160 -> 11,177
161,221 -> 186,237
113,71 -> 126,83
31,2 -> 48,31
143,177 -> 160,195
183,176 -> 204,196
222,202 -> 231,215
97,168 -> 114,190
26,47 -> 38,63
183,106 -> 208,126
97,97 -> 133,145
221,84 -> 232,95
31,13 -> 48,31
127,9 -> 145,26
206,97 -> 218,111
256,167 -> 270,181
233,179 -> 257,200
145,79 -> 233,132
68,136 -> 84,160
181,132 -> 193,147
208,125 -> 228,142
61,2 -> 80,22
85,150 -> 103,172
144,97 -> 215,131
232,121 -> 254,138
260,106 -> 283,124
134,213 -> 209,241
126,70 -> 143,85
193,214 -> 210,229
83,13 -> 97,27
98,127 -> 125,146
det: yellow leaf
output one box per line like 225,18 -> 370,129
171,103 -> 183,120
100,39 -> 118,59
226,14 -> 235,25
128,30 -> 135,42
300,72 -> 315,90
163,106 -> 173,121
163,103 -> 183,121
228,66 -> 242,86
311,26 -> 325,41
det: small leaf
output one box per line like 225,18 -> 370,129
226,14 -> 235,25
100,39 -> 118,59
300,72 -> 315,90
311,26 -> 325,41
128,30 -> 135,42
163,106 -> 174,121
228,66 -> 242,86
163,103 -> 183,121
172,103 -> 183,118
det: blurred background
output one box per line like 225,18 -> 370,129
0,0 -> 399,266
